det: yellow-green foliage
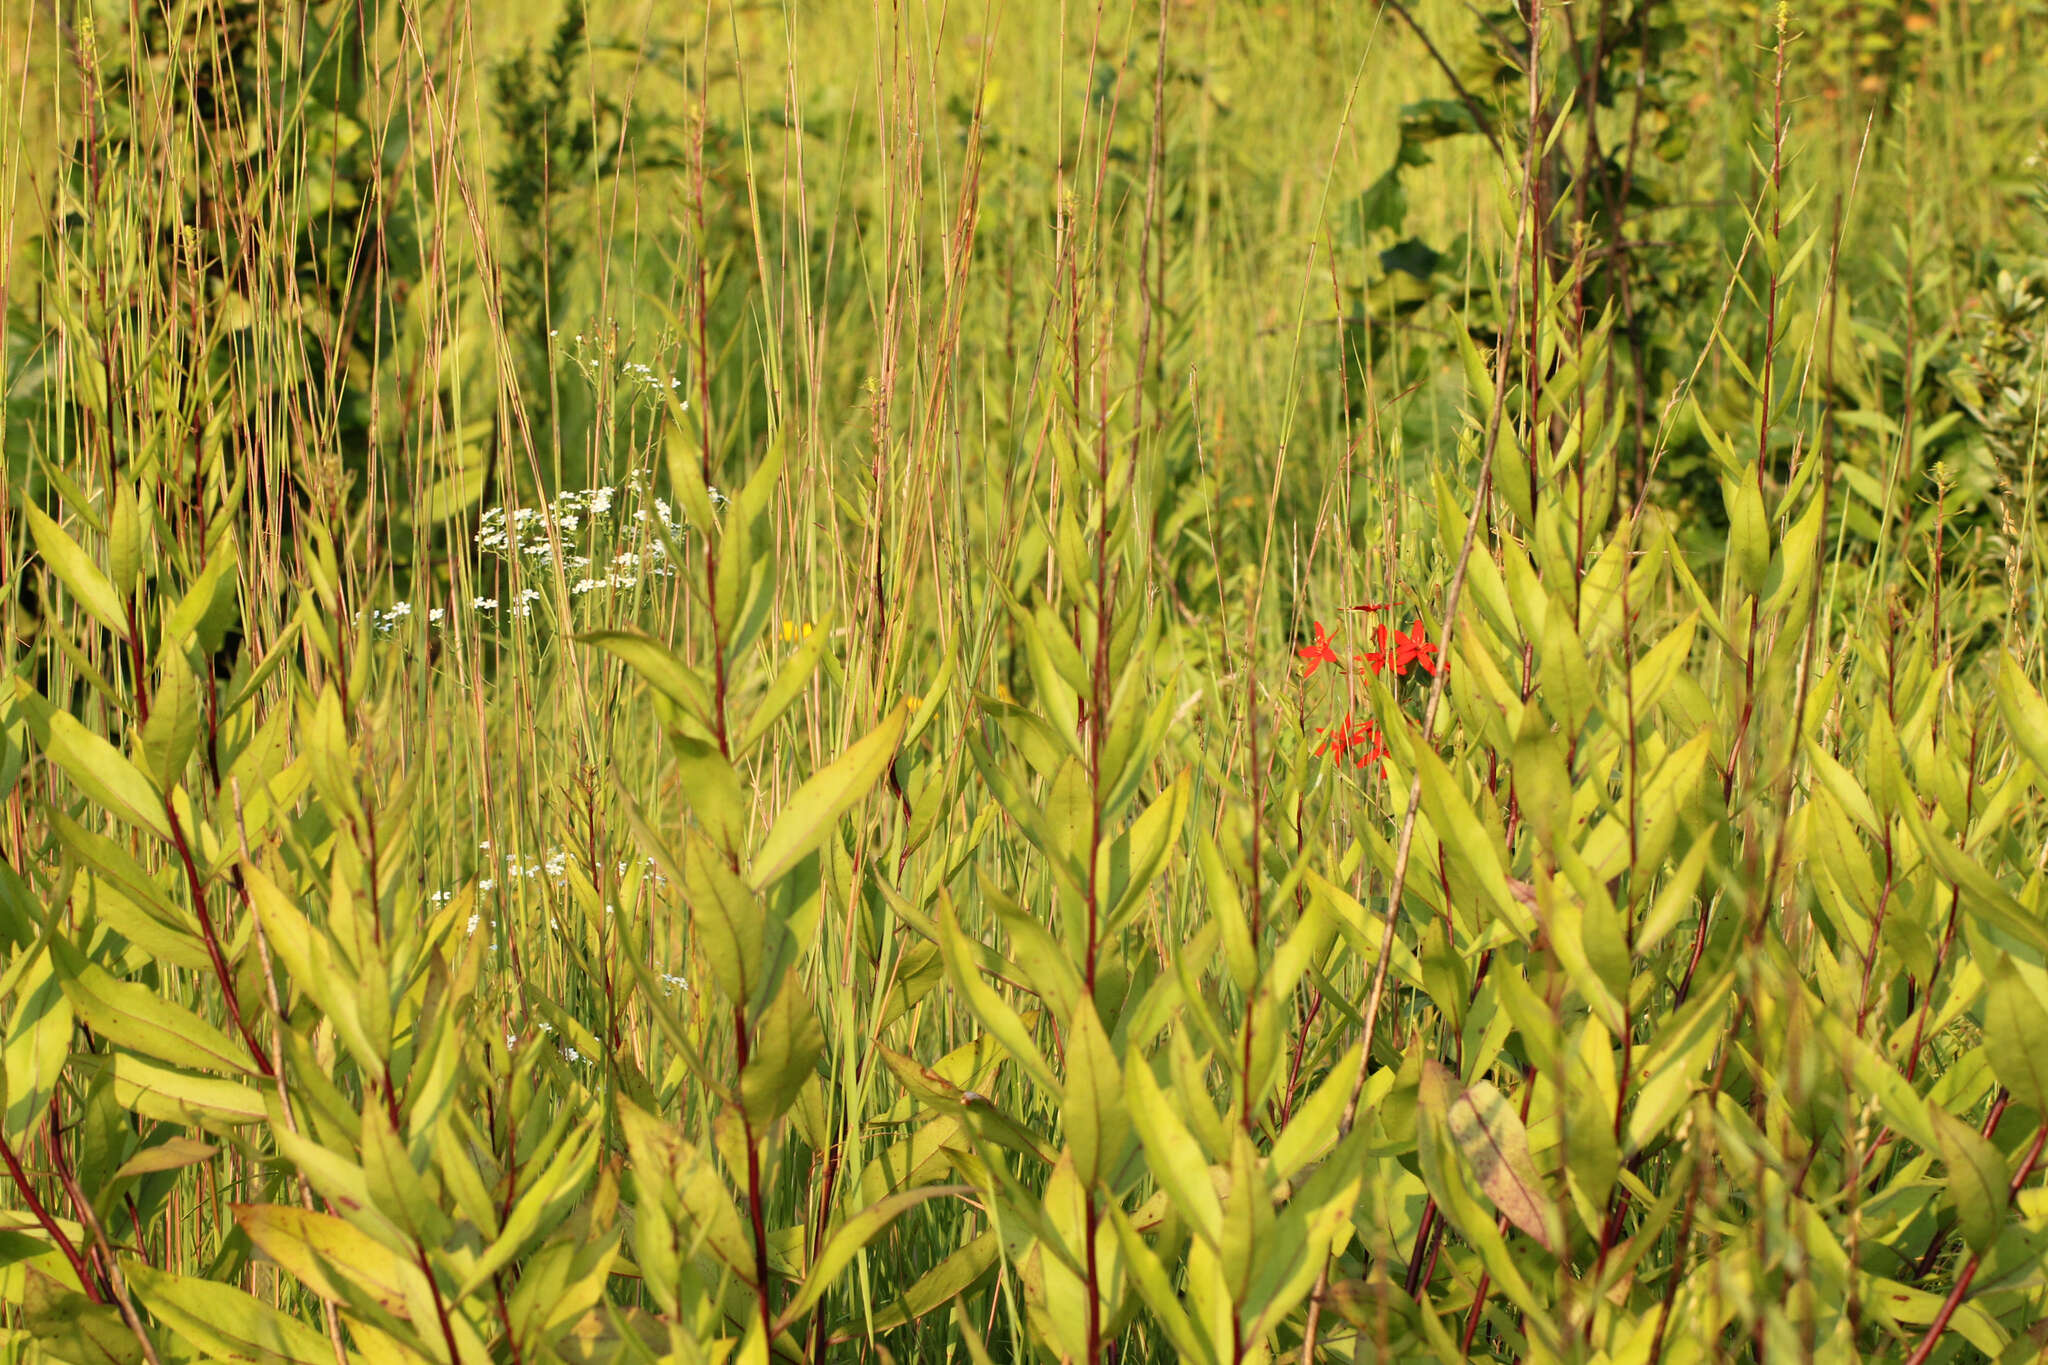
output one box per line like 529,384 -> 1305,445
4,2 -> 2048,1363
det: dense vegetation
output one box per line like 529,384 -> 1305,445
5,0 -> 2048,1361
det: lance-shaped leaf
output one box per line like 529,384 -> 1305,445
936,900 -> 1060,1099
1929,1107 -> 2007,1255
1894,779 -> 2048,959
739,975 -> 825,1126
1062,1002 -> 1129,1188
1997,652 -> 2048,785
737,611 -> 837,757
1983,954 -> 2048,1110
1127,1054 -> 1222,1246
23,500 -> 127,637
51,935 -> 254,1077
12,680 -> 170,841
4,952 -> 72,1143
234,1204 -> 429,1321
772,1184 -> 971,1332
750,703 -> 908,890
1109,1205 -> 1218,1365
1442,1075 -> 1564,1255
580,629 -> 715,731
124,1261 -> 335,1365
862,1230 -> 1001,1335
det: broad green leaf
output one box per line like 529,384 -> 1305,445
739,975 -> 825,1126
863,1231 -> 1001,1333
1061,1002 -> 1128,1188
1127,1054 -> 1222,1246
772,1184 -> 971,1331
12,680 -> 170,841
1929,1108 -> 2006,1254
935,900 -> 1059,1099
112,1137 -> 217,1180
1895,783 -> 2048,959
1983,954 -> 2048,1110
4,951 -> 72,1143
1996,651 -> 2048,789
107,482 -> 141,595
51,936 -> 253,1077
750,703 -> 908,890
23,500 -> 126,636
104,1053 -> 265,1127
1721,468 -> 1769,596
737,611 -> 836,756
124,1260 -> 335,1365
234,1204 -> 426,1318
580,629 -> 715,731
667,733 -> 750,859
681,828 -> 765,1007
1109,1205 -> 1219,1365
1445,1078 -> 1564,1254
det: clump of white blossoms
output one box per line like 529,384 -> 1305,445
367,467 -> 729,639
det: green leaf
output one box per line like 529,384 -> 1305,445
1444,1078 -> 1564,1255
678,827 -> 765,1008
124,1260 -> 335,1365
12,680 -> 170,841
233,1204 -> 429,1318
23,500 -> 127,637
739,975 -> 825,1127
1721,468 -> 1769,596
935,901 -> 1060,1100
1062,1002 -> 1129,1188
1929,1107 -> 2006,1255
863,1231 -> 1001,1334
138,650 -> 201,802
772,1184 -> 971,1332
667,733 -> 750,860
107,483 -> 141,596
1996,652 -> 2048,789
20,1265 -> 145,1365
164,535 -> 241,660
103,1053 -> 265,1127
4,950 -> 73,1143
580,629 -> 715,731
1895,784 -> 2048,959
1108,1205 -> 1219,1365
112,1137 -> 217,1180
51,936 -> 253,1077
750,703 -> 908,890
1983,954 -> 2048,1110
1127,1054 -> 1222,1246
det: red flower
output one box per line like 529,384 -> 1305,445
1392,619 -> 1439,676
1297,621 -> 1343,678
1353,719 -> 1389,775
1313,713 -> 1372,764
1313,713 -> 1390,775
1348,602 -> 1395,614
1357,624 -> 1395,676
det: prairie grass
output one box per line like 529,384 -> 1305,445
4,1 -> 2048,1363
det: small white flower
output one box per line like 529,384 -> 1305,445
466,913 -> 480,934
428,607 -> 446,624
479,878 -> 496,891
474,596 -> 497,611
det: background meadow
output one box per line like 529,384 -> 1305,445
6,0 -> 2048,1361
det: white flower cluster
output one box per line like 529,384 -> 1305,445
469,842 -> 668,895
619,359 -> 684,397
550,328 -> 689,402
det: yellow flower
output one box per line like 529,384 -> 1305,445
907,696 -> 922,711
780,619 -> 817,644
